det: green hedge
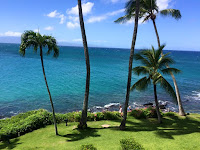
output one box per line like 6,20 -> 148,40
120,138 -> 144,150
0,109 -> 121,141
128,107 -> 161,119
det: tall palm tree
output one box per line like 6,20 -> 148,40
131,45 -> 180,123
119,0 -> 140,130
78,0 -> 90,129
115,0 -> 185,116
19,30 -> 59,135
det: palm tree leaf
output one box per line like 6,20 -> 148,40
142,14 -> 151,23
160,9 -> 181,20
158,76 -> 177,103
43,35 -> 59,58
133,66 -> 150,75
114,14 -> 132,23
161,68 -> 181,75
134,53 -> 152,67
131,76 -> 151,91
158,56 -> 174,69
155,44 -> 165,62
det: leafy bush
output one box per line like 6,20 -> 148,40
128,107 -> 162,119
0,109 -> 121,141
103,111 -> 121,120
163,112 -> 175,117
142,106 -> 157,118
129,109 -> 146,119
80,144 -> 97,150
120,138 -> 144,150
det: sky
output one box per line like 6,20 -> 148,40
0,0 -> 199,51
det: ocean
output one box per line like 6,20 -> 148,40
0,43 -> 200,117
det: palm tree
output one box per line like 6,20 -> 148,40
119,0 -> 140,130
115,0 -> 185,116
131,45 -> 180,123
78,0 -> 90,129
19,30 -> 59,135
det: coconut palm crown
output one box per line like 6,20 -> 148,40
19,30 -> 59,135
131,45 -> 180,123
115,0 -> 181,24
19,30 -> 59,57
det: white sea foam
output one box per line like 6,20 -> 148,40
187,91 -> 200,101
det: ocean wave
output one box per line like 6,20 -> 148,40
185,91 -> 200,101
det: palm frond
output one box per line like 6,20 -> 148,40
155,44 -> 165,62
114,14 -> 132,23
131,76 -> 151,91
158,56 -> 174,69
161,68 -> 181,75
142,14 -> 151,23
43,35 -> 59,58
134,53 -> 152,67
160,9 -> 181,20
158,76 -> 177,103
133,66 -> 150,76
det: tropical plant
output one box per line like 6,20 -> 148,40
115,0 -> 140,130
115,0 -> 185,116
131,45 -> 180,123
77,0 -> 91,129
19,30 -> 59,135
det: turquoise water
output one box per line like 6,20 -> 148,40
0,43 -> 200,117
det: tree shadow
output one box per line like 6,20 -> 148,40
109,115 -> 200,139
59,127 -> 101,142
0,138 -> 21,149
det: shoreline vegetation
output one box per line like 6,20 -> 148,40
0,109 -> 200,149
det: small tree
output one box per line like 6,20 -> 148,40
19,30 -> 59,135
131,45 -> 180,123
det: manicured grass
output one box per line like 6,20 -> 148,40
0,113 -> 200,150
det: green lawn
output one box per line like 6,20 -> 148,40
1,113 -> 200,150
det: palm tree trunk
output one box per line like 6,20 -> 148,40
152,19 -> 185,116
78,0 -> 90,129
120,0 -> 140,130
40,47 -> 58,135
153,84 -> 162,124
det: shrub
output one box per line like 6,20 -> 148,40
80,144 -> 97,150
163,112 -> 175,117
103,111 -> 121,120
120,138 -> 144,150
0,110 -> 121,141
129,109 -> 146,119
142,106 -> 157,118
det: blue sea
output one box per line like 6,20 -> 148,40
0,43 -> 200,117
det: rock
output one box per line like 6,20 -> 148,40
143,103 -> 153,107
159,105 -> 166,109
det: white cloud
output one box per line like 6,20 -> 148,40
59,14 -> 66,24
47,10 -> 60,18
87,9 -> 124,23
67,22 -> 79,29
87,16 -> 107,23
67,2 -> 94,16
0,31 -> 22,37
107,9 -> 125,16
157,0 -> 171,10
44,26 -> 54,31
46,10 -> 66,24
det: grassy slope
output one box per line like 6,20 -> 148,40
0,113 -> 200,150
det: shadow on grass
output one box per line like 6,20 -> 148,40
59,127 -> 101,142
0,138 -> 21,150
110,115 -> 200,140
